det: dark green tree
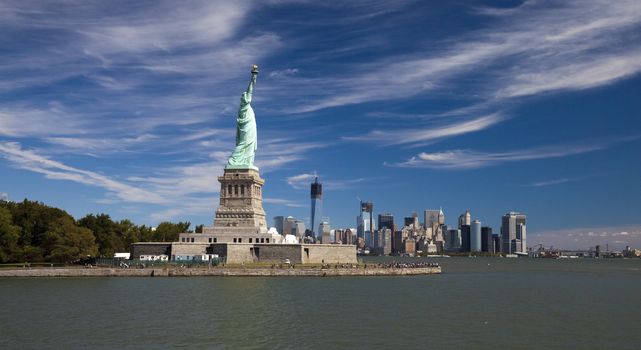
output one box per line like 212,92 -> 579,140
5,199 -> 70,248
43,216 -> 99,263
137,224 -> 155,242
0,207 -> 21,263
0,198 -> 197,262
78,214 -> 126,257
153,221 -> 190,242
116,219 -> 141,248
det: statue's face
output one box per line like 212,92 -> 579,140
241,92 -> 250,103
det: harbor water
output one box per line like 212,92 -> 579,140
1,257 -> 640,349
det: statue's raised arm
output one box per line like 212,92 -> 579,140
246,64 -> 258,96
226,65 -> 259,171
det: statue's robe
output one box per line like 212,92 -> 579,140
227,77 -> 258,169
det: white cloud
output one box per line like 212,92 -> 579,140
257,139 -> 328,173
287,173 -> 317,189
530,178 -> 576,187
0,133 -> 326,222
496,51 -> 641,98
147,197 -> 218,223
286,172 -> 367,190
0,1 -> 282,144
269,68 -> 299,78
0,192 -> 8,201
263,198 -> 306,208
77,3 -> 247,54
0,142 -> 165,203
0,141 -> 226,221
274,0 -> 641,130
471,1 -> 536,16
345,113 -> 504,146
392,142 -> 606,169
44,134 -> 159,155
0,105 -> 85,137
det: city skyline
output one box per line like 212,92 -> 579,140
1,1 -> 641,250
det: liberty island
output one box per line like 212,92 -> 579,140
0,65 -> 441,277
147,65 -> 358,266
125,65 -> 361,266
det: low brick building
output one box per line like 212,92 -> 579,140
130,242 -> 172,259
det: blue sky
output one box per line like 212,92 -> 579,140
1,0 -> 640,249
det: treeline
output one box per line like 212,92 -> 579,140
0,199 -> 196,263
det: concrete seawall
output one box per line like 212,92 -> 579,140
0,266 -> 441,277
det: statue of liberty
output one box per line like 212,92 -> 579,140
226,65 -> 259,170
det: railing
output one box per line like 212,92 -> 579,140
0,262 -> 67,269
94,257 -> 226,268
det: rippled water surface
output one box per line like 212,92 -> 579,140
2,257 -> 640,349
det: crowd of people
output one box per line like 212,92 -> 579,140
268,261 -> 440,269
375,261 -> 440,268
320,261 -> 440,269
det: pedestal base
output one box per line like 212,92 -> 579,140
214,168 -> 267,229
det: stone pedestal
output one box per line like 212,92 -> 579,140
214,168 -> 267,230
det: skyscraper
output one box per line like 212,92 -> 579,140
273,216 -> 285,235
404,212 -> 419,228
517,222 -> 526,253
378,213 -> 394,232
461,225 -> 471,252
294,220 -> 306,238
492,234 -> 501,253
447,228 -> 462,251
424,209 -> 445,227
458,210 -> 471,229
357,201 -> 374,247
378,213 -> 395,251
424,209 -> 445,242
374,228 -> 392,255
471,220 -> 482,252
481,226 -> 493,253
310,177 -> 322,240
501,212 -> 527,254
283,216 -> 296,236
319,221 -> 331,244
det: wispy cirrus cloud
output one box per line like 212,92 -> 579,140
286,172 -> 367,190
392,134 -> 641,169
496,51 -> 641,98
283,1 -> 641,114
286,173 -> 316,189
529,178 -> 576,187
344,113 -> 504,147
263,198 -> 306,208
390,142 -> 606,169
0,138 -> 324,221
0,142 -> 165,203
269,68 -> 299,78
0,104 -> 86,137
265,1 -> 641,154
526,174 -> 601,188
470,0 -> 536,16
0,0 -> 281,148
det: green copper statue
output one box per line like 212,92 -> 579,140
226,65 -> 259,170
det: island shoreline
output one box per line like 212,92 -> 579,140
0,266 -> 441,278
